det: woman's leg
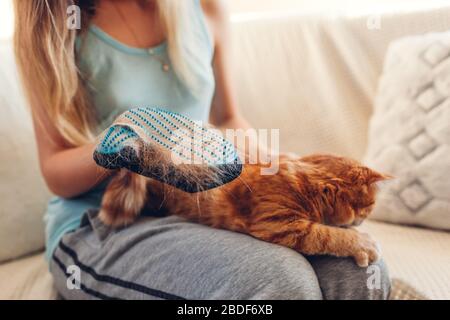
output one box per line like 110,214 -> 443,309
50,210 -> 322,300
307,255 -> 391,300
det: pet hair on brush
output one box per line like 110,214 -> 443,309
93,107 -> 242,193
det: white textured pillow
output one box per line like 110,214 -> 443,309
365,32 -> 450,230
0,40 -> 51,262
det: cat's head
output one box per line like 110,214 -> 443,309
300,154 -> 391,227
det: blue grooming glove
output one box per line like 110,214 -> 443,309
94,107 -> 242,193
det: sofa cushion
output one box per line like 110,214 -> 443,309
231,5 -> 450,160
0,40 -> 51,262
0,253 -> 57,300
365,31 -> 450,230
360,220 -> 450,300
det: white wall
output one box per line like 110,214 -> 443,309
1,0 -> 449,40
0,0 -> 13,40
228,0 -> 450,17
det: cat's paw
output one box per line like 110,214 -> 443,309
351,232 -> 380,268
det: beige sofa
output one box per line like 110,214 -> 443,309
1,5 -> 450,300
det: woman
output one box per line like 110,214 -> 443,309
13,0 -> 390,299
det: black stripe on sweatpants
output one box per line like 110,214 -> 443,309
58,241 -> 186,300
52,254 -> 120,300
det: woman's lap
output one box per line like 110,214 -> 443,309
50,210 -> 390,300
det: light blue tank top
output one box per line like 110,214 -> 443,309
44,0 -> 215,261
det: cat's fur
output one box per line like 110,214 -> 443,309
99,153 -> 389,267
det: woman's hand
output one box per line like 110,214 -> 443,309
39,141 -> 113,198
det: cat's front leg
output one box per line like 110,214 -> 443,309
250,219 -> 379,267
300,223 -> 379,267
99,169 -> 148,227
306,225 -> 380,267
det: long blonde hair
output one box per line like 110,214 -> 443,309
13,0 -> 205,146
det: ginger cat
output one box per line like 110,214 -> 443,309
99,154 -> 389,267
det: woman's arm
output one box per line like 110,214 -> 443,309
204,0 -> 271,162
203,0 -> 251,130
31,96 -> 111,199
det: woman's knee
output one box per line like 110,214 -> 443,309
228,244 -> 323,300
309,256 -> 391,300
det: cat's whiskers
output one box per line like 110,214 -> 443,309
235,174 -> 253,193
158,185 -> 167,210
195,193 -> 202,216
214,185 -> 235,201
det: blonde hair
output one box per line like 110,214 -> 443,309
13,0 -> 205,146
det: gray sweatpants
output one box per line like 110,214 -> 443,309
50,210 -> 390,300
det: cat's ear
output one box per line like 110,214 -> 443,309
351,167 -> 392,185
364,168 -> 393,184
